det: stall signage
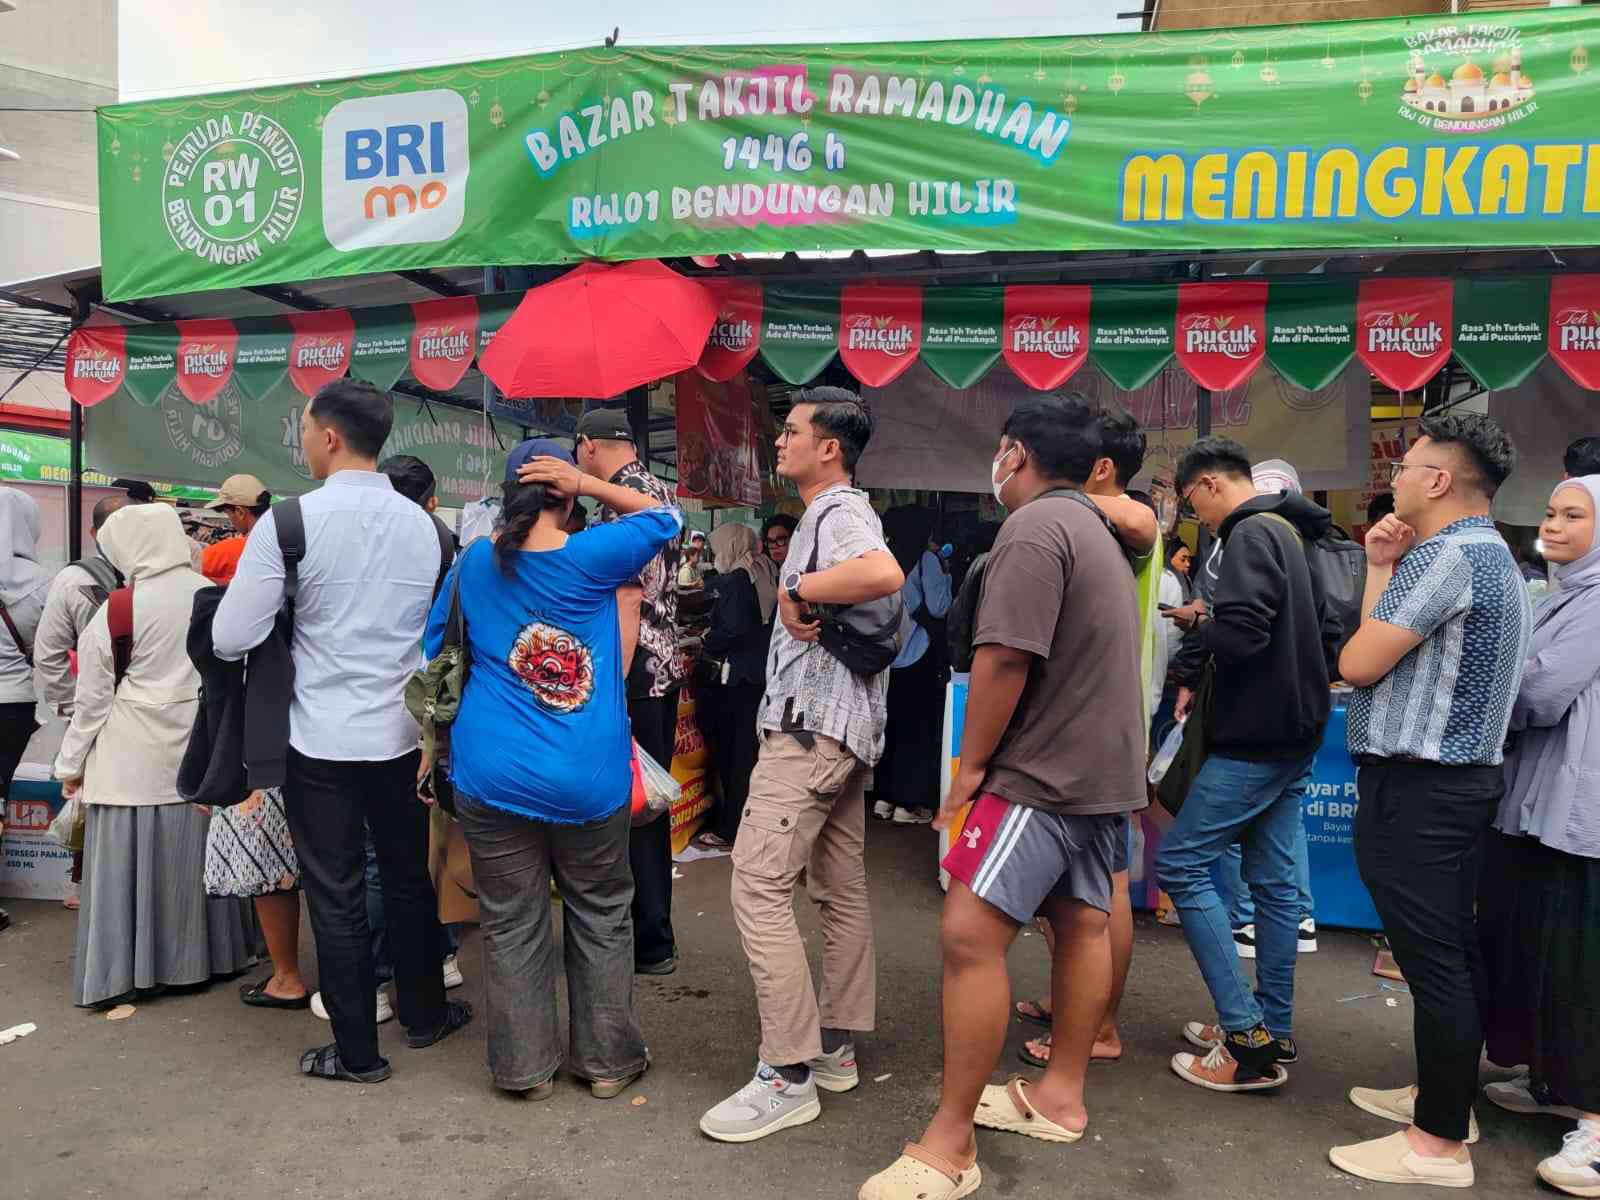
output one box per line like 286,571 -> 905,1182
839,283 -> 922,388
1357,278 -> 1454,392
1002,285 -> 1090,391
1175,283 -> 1266,391
96,9 -> 1600,301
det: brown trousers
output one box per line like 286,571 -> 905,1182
730,731 -> 877,1066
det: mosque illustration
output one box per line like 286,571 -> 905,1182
1402,47 -> 1534,116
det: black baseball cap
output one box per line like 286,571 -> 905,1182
574,408 -> 635,443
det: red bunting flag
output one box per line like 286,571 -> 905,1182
1356,278 -> 1453,393
287,309 -> 356,398
696,279 -> 764,382
409,297 -> 479,393
1548,274 -> 1600,391
1175,282 -> 1267,391
839,284 -> 922,388
174,318 -> 239,405
63,326 -> 127,408
1002,285 -> 1091,390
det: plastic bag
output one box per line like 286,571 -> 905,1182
49,791 -> 85,852
629,740 -> 681,827
1147,716 -> 1188,785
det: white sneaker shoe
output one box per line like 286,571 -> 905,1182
699,1062 -> 822,1143
1539,1120 -> 1600,1197
1298,918 -> 1318,953
892,806 -> 934,825
1485,1073 -> 1586,1120
310,988 -> 394,1024
442,954 -> 465,990
806,1043 -> 859,1093
872,799 -> 894,821
1233,924 -> 1256,959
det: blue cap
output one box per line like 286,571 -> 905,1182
505,437 -> 575,482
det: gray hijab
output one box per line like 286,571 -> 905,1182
1537,475 -> 1600,637
0,488 -> 48,607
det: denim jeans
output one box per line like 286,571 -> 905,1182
1156,753 -> 1315,1038
454,793 -> 647,1091
365,830 -> 458,986
1212,815 -> 1314,929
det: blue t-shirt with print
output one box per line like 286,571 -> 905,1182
424,507 -> 682,823
1346,515 -> 1531,767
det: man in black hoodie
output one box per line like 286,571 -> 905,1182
1156,437 -> 1330,1094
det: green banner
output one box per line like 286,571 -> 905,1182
0,429 -> 211,499
1453,275 -> 1550,390
922,287 -> 1003,389
1266,281 -> 1357,392
1089,285 -> 1175,391
760,287 -> 840,384
96,10 -> 1600,301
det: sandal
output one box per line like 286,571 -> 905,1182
299,1044 -> 391,1084
1018,1034 -> 1122,1069
407,999 -> 474,1049
590,1054 -> 651,1099
240,980 -> 310,1010
974,1076 -> 1085,1144
859,1143 -> 981,1200
1014,998 -> 1052,1026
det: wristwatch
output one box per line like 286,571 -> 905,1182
784,571 -> 806,604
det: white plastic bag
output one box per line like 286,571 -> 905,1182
48,792 -> 84,851
1147,717 -> 1188,785
630,740 -> 682,827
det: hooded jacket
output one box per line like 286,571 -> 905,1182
1194,491 -> 1332,761
54,504 -> 210,805
0,488 -> 50,705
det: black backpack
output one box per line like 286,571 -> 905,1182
805,504 -> 904,677
1306,527 -> 1366,678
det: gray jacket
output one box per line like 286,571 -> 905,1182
33,561 -> 112,716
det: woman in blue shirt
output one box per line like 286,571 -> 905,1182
425,439 -> 681,1102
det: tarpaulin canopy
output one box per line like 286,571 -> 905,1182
94,8 -> 1600,301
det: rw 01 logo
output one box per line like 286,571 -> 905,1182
321,89 -> 469,252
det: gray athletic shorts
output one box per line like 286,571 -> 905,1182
1111,813 -> 1132,874
942,793 -> 1120,924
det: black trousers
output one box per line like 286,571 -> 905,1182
628,693 -> 679,968
879,651 -> 947,812
283,747 -> 447,1071
698,680 -> 762,846
1354,758 -> 1503,1142
0,700 -> 38,804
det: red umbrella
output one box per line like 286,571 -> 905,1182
480,259 -> 718,398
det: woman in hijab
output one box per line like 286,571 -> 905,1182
874,504 -> 952,824
694,522 -> 776,849
55,503 -> 257,1006
1477,476 -> 1600,1198
0,488 -> 49,933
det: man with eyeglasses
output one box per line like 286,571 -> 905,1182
701,387 -> 905,1145
1329,414 -> 1531,1189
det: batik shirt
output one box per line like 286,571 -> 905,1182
595,461 -> 683,700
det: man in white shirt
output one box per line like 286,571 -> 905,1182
214,379 -> 472,1085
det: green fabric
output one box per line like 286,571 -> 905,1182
1134,530 -> 1164,743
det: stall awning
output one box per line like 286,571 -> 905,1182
92,8 -> 1600,302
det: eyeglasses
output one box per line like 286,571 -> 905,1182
776,424 -> 817,444
765,533 -> 791,546
1389,462 -> 1446,485
1176,479 -> 1205,521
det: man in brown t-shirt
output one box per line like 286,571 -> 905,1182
861,395 -> 1147,1200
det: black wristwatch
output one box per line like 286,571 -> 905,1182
784,571 -> 806,604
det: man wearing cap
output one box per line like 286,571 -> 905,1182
568,407 -> 684,975
200,474 -> 272,587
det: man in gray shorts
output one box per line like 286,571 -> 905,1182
860,395 -> 1148,1200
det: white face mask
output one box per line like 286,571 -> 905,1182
991,445 -> 1021,505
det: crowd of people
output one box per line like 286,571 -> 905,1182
3,379 -> 1600,1197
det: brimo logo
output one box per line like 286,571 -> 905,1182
321,89 -> 469,252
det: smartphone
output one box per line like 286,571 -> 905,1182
1158,603 -> 1175,612
417,771 -> 436,804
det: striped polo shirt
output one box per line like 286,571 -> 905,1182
1347,515 -> 1531,767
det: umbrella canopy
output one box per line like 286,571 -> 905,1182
480,259 -> 717,399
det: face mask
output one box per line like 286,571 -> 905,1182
991,445 -> 1021,505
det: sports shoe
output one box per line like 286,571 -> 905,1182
1170,1041 -> 1287,1092
442,954 -> 465,990
872,799 -> 894,821
1179,1020 -> 1296,1063
1349,1085 -> 1480,1144
806,1043 -> 859,1093
700,1062 -> 822,1143
1328,1130 -> 1473,1189
1485,1073 -> 1586,1120
1539,1120 -> 1600,1197
892,806 -> 934,825
1298,918 -> 1318,954
311,988 -> 394,1024
1234,924 -> 1256,959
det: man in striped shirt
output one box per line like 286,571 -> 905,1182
1331,413 -> 1531,1190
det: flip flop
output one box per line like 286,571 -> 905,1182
974,1076 -> 1085,1144
299,1044 -> 391,1084
1014,999 -> 1052,1026
240,980 -> 310,1010
859,1143 -> 982,1200
1018,1034 -> 1121,1069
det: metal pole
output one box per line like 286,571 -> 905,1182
68,399 -> 84,560
1196,386 -> 1212,439
627,386 -> 650,465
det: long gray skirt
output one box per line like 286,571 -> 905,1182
74,803 -> 259,1007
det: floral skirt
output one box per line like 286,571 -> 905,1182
203,788 -> 300,898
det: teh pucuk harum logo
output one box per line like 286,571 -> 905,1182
162,112 -> 304,267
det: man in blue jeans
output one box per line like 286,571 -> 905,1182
1157,438 -> 1331,1093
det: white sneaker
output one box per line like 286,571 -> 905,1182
892,806 -> 933,825
699,1062 -> 822,1143
806,1043 -> 860,1093
1539,1121 -> 1600,1197
872,799 -> 894,821
310,988 -> 394,1024
1233,924 -> 1256,959
1298,918 -> 1318,954
1485,1073 -> 1586,1120
442,954 -> 465,990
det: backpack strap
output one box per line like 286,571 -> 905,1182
107,584 -> 134,687
431,515 -> 454,601
0,600 -> 32,667
71,556 -> 121,606
274,496 -> 305,625
1253,510 -> 1304,545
